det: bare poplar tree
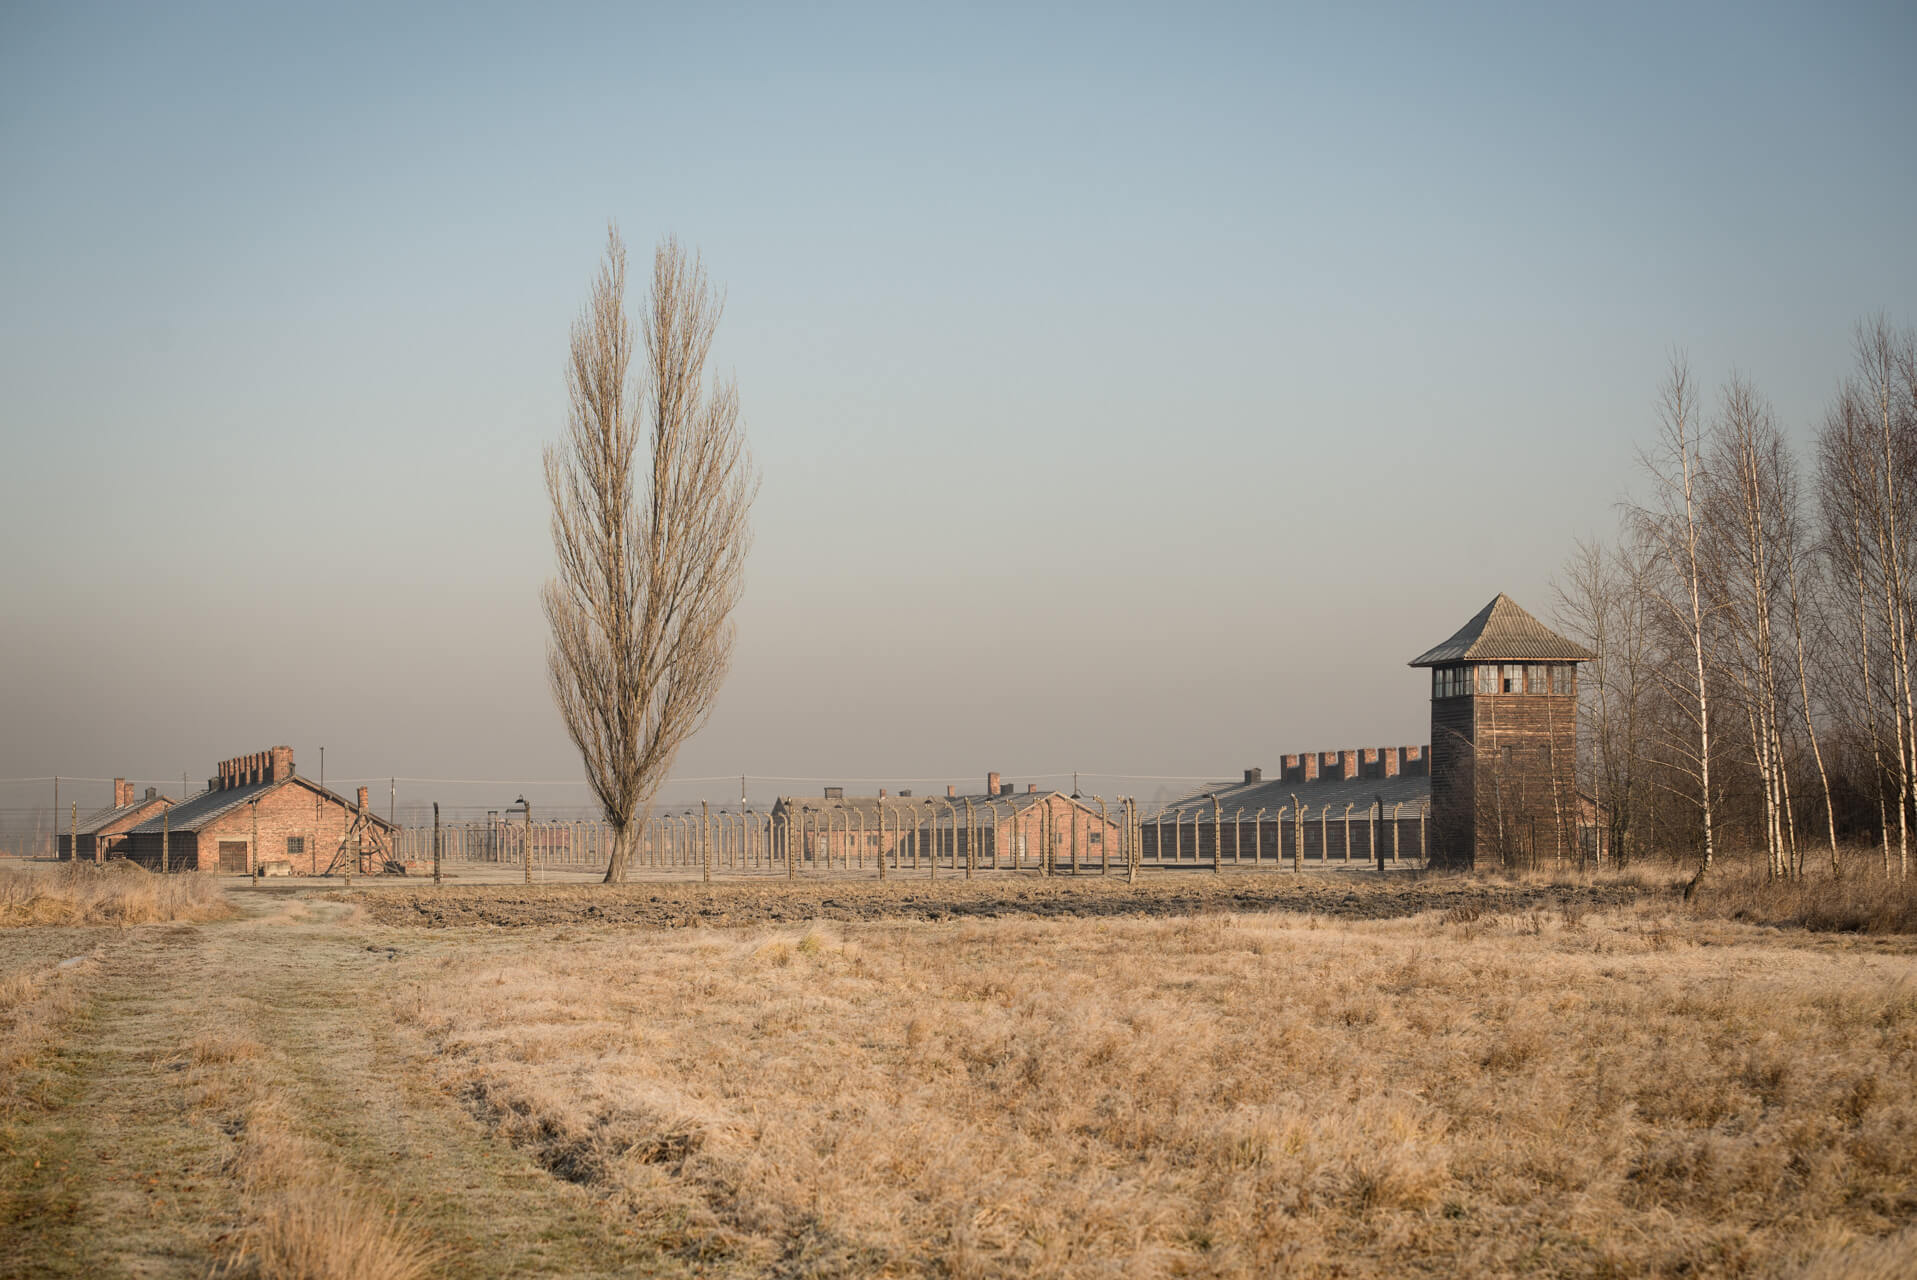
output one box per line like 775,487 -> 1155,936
544,227 -> 759,884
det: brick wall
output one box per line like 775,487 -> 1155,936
126,780 -> 382,874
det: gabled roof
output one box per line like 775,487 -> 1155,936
74,794 -> 172,836
126,775 -> 397,835
1408,593 -> 1596,667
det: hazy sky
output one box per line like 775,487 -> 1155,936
3,2 -> 1914,819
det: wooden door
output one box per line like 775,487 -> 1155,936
217,841 -> 248,873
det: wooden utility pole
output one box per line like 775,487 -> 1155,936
1097,797 -> 1109,875
1291,797 -> 1303,873
523,800 -> 533,886
702,800 -> 711,884
1126,797 -> 1138,883
1211,796 -> 1222,873
433,802 -> 442,886
963,799 -> 974,879
73,802 -> 82,865
161,806 -> 170,874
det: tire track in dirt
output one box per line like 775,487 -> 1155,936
1,893 -> 690,1279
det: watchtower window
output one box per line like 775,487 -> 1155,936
1502,665 -> 1522,694
1433,665 -> 1472,699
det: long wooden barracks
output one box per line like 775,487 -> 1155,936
122,747 -> 398,875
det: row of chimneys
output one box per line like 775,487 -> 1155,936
824,774 -> 1045,802
112,779 -> 160,808
1255,745 -> 1428,785
819,752 -> 1431,804
212,746 -> 296,791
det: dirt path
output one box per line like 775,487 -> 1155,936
0,893 -> 679,1279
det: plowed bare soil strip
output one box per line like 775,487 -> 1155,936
350,871 -> 1654,930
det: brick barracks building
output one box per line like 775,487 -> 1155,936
57,779 -> 173,862
773,776 -> 1124,872
1154,593 -> 1594,871
124,747 -> 398,875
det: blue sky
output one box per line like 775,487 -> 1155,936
2,2 -> 1912,817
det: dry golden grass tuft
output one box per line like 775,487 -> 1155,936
218,1100 -> 439,1280
392,904 -> 1917,1278
0,862 -> 232,927
0,949 -> 98,1116
160,1021 -> 439,1280
1689,858 -> 1917,934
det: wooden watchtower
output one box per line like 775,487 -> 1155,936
1409,594 -> 1594,869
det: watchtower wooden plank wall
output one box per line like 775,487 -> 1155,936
1410,594 -> 1594,870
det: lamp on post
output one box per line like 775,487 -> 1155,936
505,796 -> 532,885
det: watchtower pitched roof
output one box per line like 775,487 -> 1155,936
1408,593 -> 1595,667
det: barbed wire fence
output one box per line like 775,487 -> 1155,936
0,774 -> 1437,877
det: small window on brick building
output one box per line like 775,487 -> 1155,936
286,836 -> 305,855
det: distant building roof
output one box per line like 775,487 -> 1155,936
74,794 -> 171,836
773,790 -> 1117,826
126,776 -> 396,836
1408,593 -> 1596,667
1156,771 -> 1431,819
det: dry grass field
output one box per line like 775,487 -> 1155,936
0,860 -> 231,928
2,864 -> 1914,1278
386,878 -> 1917,1279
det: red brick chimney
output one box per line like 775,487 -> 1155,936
1339,750 -> 1360,780
1401,745 -> 1428,777
987,772 -> 1000,797
1028,783 -> 1037,793
1281,754 -> 1320,783
269,746 -> 294,782
947,784 -> 957,798
356,786 -> 369,811
114,778 -> 132,808
1382,747 -> 1401,778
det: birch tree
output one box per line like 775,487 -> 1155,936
1630,357 -> 1720,896
1555,536 -> 1653,866
544,227 -> 759,884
